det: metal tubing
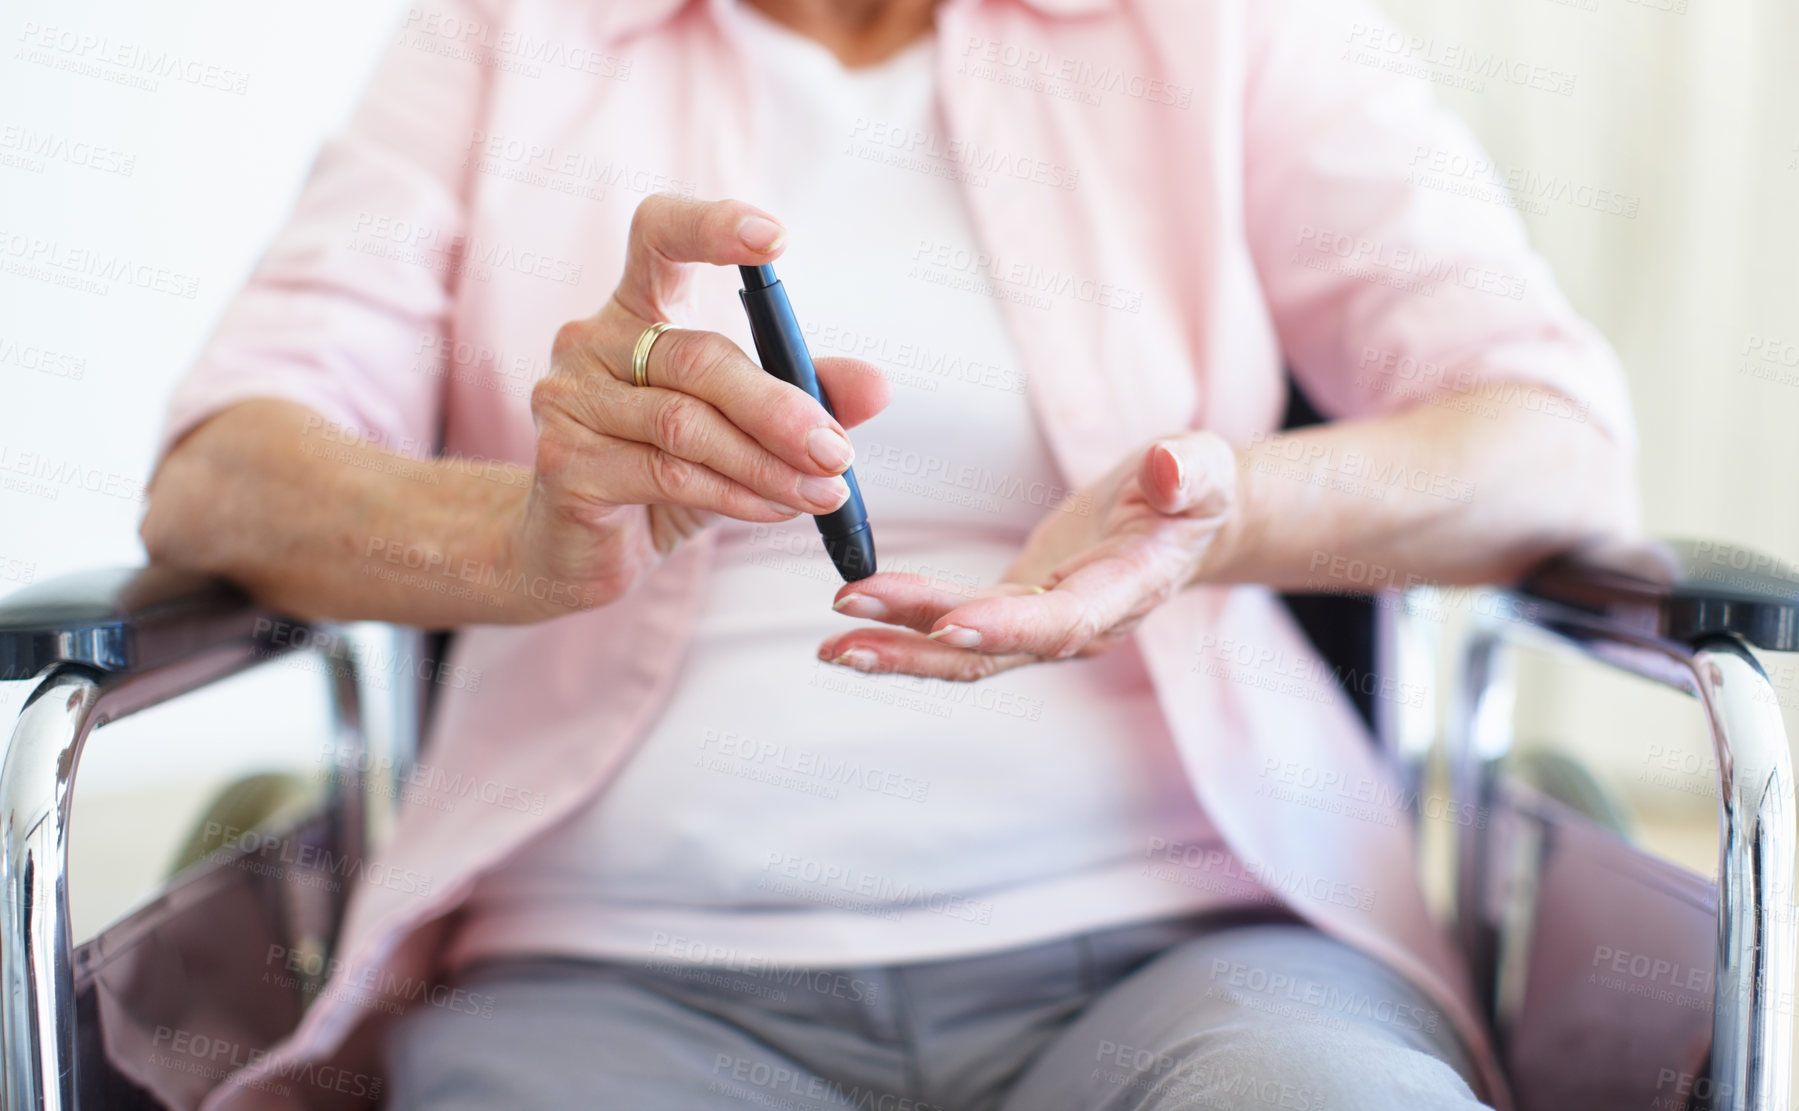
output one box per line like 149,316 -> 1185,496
1445,593 -> 1795,1111
0,667 -> 99,1111
0,634 -> 368,1109
1447,614 -> 1516,1018
1689,639 -> 1795,1111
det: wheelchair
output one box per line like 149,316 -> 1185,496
1,397 -> 1793,1111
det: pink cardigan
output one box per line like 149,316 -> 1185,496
161,0 -> 1633,1105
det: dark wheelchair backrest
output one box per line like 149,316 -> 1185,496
1274,381 -> 1380,733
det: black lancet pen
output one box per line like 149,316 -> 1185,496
738,263 -> 877,582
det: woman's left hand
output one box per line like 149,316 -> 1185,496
817,431 -> 1240,681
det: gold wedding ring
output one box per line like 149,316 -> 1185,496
631,321 -> 675,388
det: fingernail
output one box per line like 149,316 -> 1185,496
833,593 -> 886,619
928,624 -> 982,649
798,474 -> 850,511
806,427 -> 854,473
830,649 -> 877,671
760,498 -> 801,518
1159,443 -> 1188,495
737,215 -> 785,253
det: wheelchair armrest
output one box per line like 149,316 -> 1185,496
0,571 -> 365,1109
0,565 -> 282,681
1515,537 -> 1799,651
1442,536 -> 1798,1111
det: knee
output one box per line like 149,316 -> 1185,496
1095,1021 -> 1483,1111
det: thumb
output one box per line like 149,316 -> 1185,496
614,194 -> 786,322
1138,432 -> 1237,518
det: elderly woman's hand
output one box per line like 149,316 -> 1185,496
817,432 -> 1239,681
517,194 -> 891,616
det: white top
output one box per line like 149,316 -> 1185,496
448,6 -> 1270,971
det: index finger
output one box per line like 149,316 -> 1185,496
635,323 -> 863,478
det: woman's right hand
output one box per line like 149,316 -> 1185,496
510,194 -> 891,619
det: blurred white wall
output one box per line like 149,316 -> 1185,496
1375,0 -> 1799,547
1,0 -> 409,582
0,0 -> 410,935
0,0 -> 1795,922
1371,0 -> 1799,819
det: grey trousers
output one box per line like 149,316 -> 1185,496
385,915 -> 1491,1111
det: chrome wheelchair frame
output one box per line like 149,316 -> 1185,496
0,539 -> 1793,1110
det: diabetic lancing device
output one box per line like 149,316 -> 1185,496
738,263 -> 877,582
